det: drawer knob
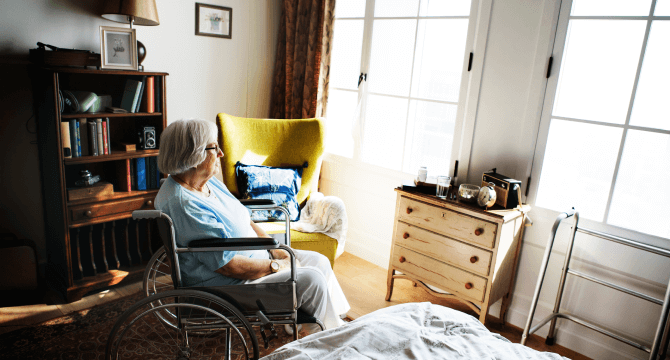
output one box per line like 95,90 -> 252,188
399,256 -> 406,263
146,200 -> 153,207
85,210 -> 93,217
406,207 -> 413,214
474,228 -> 483,236
465,282 -> 473,290
470,256 -> 478,263
403,232 -> 410,239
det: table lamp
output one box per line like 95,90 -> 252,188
102,0 -> 160,71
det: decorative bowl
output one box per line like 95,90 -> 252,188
458,184 -> 480,203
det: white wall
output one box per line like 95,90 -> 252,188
320,0 -> 670,359
0,0 -> 281,262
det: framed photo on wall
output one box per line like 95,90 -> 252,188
99,26 -> 138,70
195,3 -> 232,39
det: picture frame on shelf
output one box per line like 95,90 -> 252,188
195,3 -> 232,39
99,26 -> 138,70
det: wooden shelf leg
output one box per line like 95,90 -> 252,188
111,220 -> 120,269
135,221 -> 142,263
100,223 -> 109,272
75,228 -> 83,276
125,219 -> 132,265
88,225 -> 97,276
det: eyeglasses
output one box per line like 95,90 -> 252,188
205,144 -> 222,153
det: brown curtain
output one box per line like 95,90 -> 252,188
269,0 -> 336,119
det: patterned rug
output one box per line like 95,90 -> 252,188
0,292 -> 317,360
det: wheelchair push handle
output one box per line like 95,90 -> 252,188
132,210 -> 163,220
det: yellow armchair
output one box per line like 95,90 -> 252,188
216,113 -> 338,267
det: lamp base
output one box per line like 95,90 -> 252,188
137,40 -> 146,71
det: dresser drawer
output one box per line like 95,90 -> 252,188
395,221 -> 493,276
398,197 -> 498,249
392,245 -> 487,303
70,196 -> 155,221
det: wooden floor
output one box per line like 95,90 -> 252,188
333,252 -> 590,360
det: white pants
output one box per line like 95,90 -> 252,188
244,249 -> 350,329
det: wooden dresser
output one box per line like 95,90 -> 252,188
386,189 -> 529,324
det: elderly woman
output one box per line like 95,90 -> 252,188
154,119 -> 349,331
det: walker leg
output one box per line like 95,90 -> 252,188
546,216 -> 579,344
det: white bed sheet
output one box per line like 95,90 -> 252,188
262,302 -> 569,360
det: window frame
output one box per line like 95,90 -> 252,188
524,0 -> 670,246
324,0 -> 493,181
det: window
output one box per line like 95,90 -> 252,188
532,0 -> 670,239
326,0 -> 478,177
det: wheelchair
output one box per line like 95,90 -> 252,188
105,200 -> 324,360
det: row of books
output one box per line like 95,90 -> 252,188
120,76 -> 155,113
60,118 -> 111,158
116,157 -> 161,192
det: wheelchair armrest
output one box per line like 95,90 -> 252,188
188,237 -> 278,249
240,199 -> 277,206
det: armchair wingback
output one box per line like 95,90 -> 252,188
216,113 -> 337,267
216,113 -> 325,206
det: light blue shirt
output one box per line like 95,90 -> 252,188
154,176 -> 270,286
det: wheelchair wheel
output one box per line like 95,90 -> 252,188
143,245 -> 174,297
106,289 -> 259,360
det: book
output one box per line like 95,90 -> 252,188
119,79 -> 142,113
79,119 -> 89,156
101,120 -> 109,155
115,159 -> 132,192
60,122 -> 72,158
105,106 -> 127,114
155,157 -> 161,188
130,160 -> 136,191
105,118 -> 111,153
68,120 -> 78,157
134,76 -> 146,113
88,121 -> 98,156
145,76 -> 154,113
135,157 -> 147,191
74,120 -> 82,158
96,118 -> 105,155
146,156 -> 155,190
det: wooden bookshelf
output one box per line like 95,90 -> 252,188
31,67 -> 168,303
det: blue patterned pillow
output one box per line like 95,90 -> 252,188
235,162 -> 304,221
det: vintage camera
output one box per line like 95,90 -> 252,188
137,126 -> 156,149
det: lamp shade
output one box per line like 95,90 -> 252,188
102,0 -> 160,26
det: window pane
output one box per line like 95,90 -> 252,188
361,95 -> 408,170
608,130 -> 670,238
419,0 -> 471,17
630,22 -> 670,131
571,0 -> 652,16
403,100 -> 457,176
656,0 -> 670,15
535,119 -> 622,220
411,19 -> 468,102
325,90 -> 357,158
368,19 -> 417,96
335,0 -> 366,17
552,20 -> 646,124
374,0 -> 419,17
330,20 -> 364,90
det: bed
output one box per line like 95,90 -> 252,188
262,302 -> 568,360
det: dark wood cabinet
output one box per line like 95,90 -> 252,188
31,67 -> 168,302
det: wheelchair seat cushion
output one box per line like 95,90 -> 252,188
235,162 -> 304,221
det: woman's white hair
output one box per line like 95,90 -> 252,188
158,119 -> 218,175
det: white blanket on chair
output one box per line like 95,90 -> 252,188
293,192 -> 347,258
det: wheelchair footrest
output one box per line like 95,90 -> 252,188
297,309 -> 318,325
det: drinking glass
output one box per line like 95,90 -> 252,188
436,175 -> 451,199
